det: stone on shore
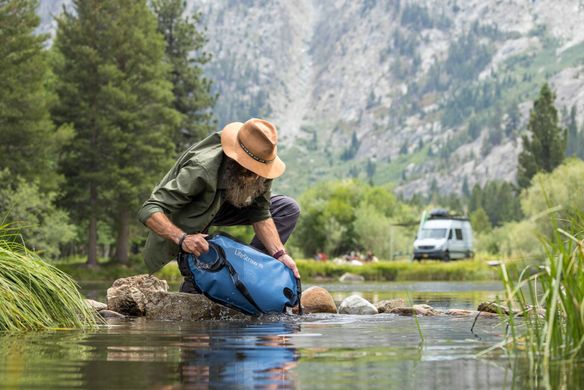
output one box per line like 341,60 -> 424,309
106,274 -> 245,320
375,298 -> 406,313
300,286 -> 337,313
107,274 -> 168,316
338,273 -> 365,282
388,304 -> 441,316
338,295 -> 378,315
477,302 -> 511,315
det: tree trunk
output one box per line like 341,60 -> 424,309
114,208 -> 130,264
87,183 -> 98,267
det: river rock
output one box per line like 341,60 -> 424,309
300,286 -> 337,313
339,273 -> 365,282
144,291 -> 245,321
445,309 -> 476,316
388,304 -> 441,316
375,298 -> 406,313
338,295 -> 378,315
85,299 -> 107,311
107,274 -> 169,316
477,302 -> 511,315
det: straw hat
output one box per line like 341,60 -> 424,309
221,118 -> 286,179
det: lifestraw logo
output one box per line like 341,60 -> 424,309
234,249 -> 264,269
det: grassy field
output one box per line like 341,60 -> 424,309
55,254 -> 511,283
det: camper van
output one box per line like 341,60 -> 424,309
413,210 -> 474,261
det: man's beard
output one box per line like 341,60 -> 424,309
224,159 -> 267,208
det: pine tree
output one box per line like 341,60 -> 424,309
517,83 -> 567,189
566,105 -> 579,157
152,0 -> 216,152
0,0 -> 62,190
53,0 -> 179,266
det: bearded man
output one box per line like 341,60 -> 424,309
138,118 -> 301,293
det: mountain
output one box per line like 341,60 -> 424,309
37,0 -> 584,197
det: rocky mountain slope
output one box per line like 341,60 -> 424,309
37,0 -> 584,197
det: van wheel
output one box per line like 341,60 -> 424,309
466,251 -> 475,259
443,251 -> 450,261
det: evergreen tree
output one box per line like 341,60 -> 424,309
53,0 -> 179,266
566,105 -> 579,157
0,0 -> 62,190
152,0 -> 216,152
517,83 -> 567,189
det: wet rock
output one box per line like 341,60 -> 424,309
338,295 -> 378,315
445,309 -> 476,316
339,273 -> 365,282
388,304 -> 441,316
106,274 -> 169,316
85,299 -> 107,311
477,302 -> 511,315
98,309 -> 126,319
375,298 -> 406,313
144,291 -> 245,321
299,286 -> 337,314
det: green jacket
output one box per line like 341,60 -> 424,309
138,132 -> 272,273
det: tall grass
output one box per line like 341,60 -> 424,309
492,213 -> 584,386
0,226 -> 98,331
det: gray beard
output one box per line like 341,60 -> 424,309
224,160 -> 267,208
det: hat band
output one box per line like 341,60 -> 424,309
239,141 -> 275,164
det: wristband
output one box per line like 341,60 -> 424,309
272,249 -> 287,260
177,233 -> 188,250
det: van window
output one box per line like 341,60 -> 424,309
420,228 -> 447,239
455,228 -> 463,240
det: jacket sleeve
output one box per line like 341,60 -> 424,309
138,162 -> 210,224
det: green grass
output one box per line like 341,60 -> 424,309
0,226 -> 98,332
297,258 -> 501,281
486,212 -> 584,388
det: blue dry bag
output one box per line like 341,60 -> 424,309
182,234 -> 302,316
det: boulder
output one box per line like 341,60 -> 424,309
85,299 -> 107,311
300,286 -> 337,313
388,304 -> 441,316
339,273 -> 365,282
338,295 -> 378,315
144,291 -> 245,321
107,274 -> 168,316
477,302 -> 511,315
375,298 -> 406,313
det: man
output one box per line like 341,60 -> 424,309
138,118 -> 301,293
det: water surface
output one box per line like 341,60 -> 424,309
1,281 -> 579,389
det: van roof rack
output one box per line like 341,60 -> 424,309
427,209 -> 469,221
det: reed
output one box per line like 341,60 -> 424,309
0,226 -> 98,332
492,212 -> 584,384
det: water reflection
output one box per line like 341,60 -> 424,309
177,322 -> 299,388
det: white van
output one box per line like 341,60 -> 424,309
413,211 -> 474,261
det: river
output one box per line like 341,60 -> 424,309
0,281 -> 581,389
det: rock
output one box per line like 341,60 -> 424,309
144,291 -> 245,321
338,295 -> 378,315
106,274 -> 169,316
98,309 -> 126,319
413,304 -> 442,316
445,309 -> 476,316
338,272 -> 365,282
375,298 -> 405,313
388,304 -> 441,316
85,299 -> 107,312
477,302 -> 511,315
299,286 -> 337,314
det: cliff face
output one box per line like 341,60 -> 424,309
38,0 -> 584,196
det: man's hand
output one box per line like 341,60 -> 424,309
181,233 -> 209,256
279,253 -> 300,279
